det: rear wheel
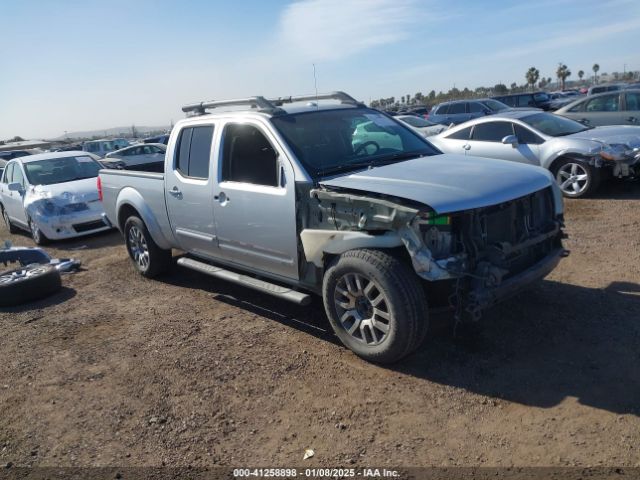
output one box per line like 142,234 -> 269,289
322,249 -> 428,364
1,206 -> 18,234
554,159 -> 600,198
124,216 -> 171,278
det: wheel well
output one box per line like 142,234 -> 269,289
118,204 -> 141,231
549,154 -> 592,174
322,246 -> 411,272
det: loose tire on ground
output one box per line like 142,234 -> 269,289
123,216 -> 171,278
0,264 -> 62,307
553,158 -> 601,198
322,249 -> 428,364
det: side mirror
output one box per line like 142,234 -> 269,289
8,182 -> 23,193
501,135 -> 519,147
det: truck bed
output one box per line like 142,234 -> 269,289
99,169 -> 172,238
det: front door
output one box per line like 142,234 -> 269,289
465,121 -> 540,165
165,123 -> 219,258
211,121 -> 299,280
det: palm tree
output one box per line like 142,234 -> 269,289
556,64 -> 571,90
525,67 -> 540,91
593,63 -> 600,84
578,70 -> 584,83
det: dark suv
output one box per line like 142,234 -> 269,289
491,91 -> 552,110
428,98 -> 511,125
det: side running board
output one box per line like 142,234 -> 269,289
177,257 -> 311,306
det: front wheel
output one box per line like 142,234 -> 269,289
124,216 -> 171,278
29,218 -> 49,245
554,159 -> 600,198
322,249 -> 428,364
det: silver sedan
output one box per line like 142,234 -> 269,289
395,115 -> 447,137
428,111 -> 640,197
104,143 -> 166,169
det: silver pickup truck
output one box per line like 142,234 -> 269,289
100,92 -> 567,363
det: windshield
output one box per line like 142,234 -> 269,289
400,116 -> 435,127
271,109 -> 439,178
23,156 -> 102,186
521,112 -> 590,137
480,99 -> 510,112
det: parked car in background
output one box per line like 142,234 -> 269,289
100,91 -> 567,363
428,98 -> 512,125
395,115 -> 447,137
492,91 -> 552,110
0,151 -> 111,244
587,84 -> 625,95
83,139 -> 130,157
407,106 -> 430,117
143,134 -> 170,145
429,111 -> 640,198
554,89 -> 640,127
102,143 -> 166,172
0,150 -> 32,161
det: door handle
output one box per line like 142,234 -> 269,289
463,144 -> 471,150
627,116 -> 638,123
214,192 -> 229,204
168,186 -> 182,197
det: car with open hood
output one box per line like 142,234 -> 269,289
429,110 -> 640,197
0,151 -> 112,244
99,92 -> 567,363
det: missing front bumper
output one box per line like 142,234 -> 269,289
467,247 -> 568,312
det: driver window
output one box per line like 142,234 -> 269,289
11,164 -> 25,187
3,163 -> 14,184
221,124 -> 279,187
471,122 -> 514,142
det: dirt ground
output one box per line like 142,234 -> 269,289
0,180 -> 639,469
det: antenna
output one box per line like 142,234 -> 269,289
313,64 -> 319,110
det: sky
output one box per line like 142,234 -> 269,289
1,0 -> 639,139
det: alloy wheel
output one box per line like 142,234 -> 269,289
334,272 -> 391,346
557,162 -> 589,196
128,225 -> 150,270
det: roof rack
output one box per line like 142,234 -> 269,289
181,91 -> 363,116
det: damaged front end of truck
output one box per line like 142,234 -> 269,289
302,185 -> 567,322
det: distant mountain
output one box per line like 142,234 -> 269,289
53,126 -> 171,140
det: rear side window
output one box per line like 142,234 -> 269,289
448,103 -> 466,114
446,126 -> 472,140
175,126 -> 214,179
517,95 -> 533,107
3,163 -> 13,183
471,122 -> 514,142
468,102 -> 485,113
625,92 -> 640,111
586,94 -> 619,112
435,104 -> 449,115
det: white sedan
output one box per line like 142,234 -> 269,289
103,143 -> 166,170
0,151 -> 111,244
395,115 -> 448,137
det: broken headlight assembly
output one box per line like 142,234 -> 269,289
599,143 -> 630,162
414,211 -> 454,259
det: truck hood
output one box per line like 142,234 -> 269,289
565,125 -> 640,147
319,154 -> 554,214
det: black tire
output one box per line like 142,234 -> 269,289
28,218 -> 50,245
553,158 -> 601,198
322,249 -> 428,364
123,216 -> 171,278
1,205 -> 18,234
0,264 -> 62,307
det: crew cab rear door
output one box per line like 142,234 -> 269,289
164,122 -> 220,257
211,119 -> 299,280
